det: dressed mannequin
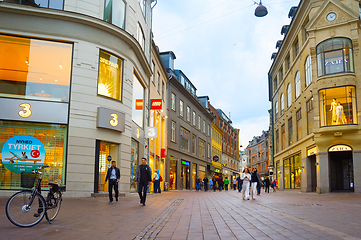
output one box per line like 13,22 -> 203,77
336,102 -> 346,125
329,98 -> 337,124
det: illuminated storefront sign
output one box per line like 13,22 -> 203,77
329,145 -> 352,152
181,160 -> 190,166
2,136 -> 45,174
150,99 -> 162,109
18,103 -> 32,118
145,127 -> 158,138
135,99 -> 143,110
97,107 -> 125,132
307,146 -> 317,156
212,155 -> 220,162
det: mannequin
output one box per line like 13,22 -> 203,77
336,102 -> 346,125
329,98 -> 337,124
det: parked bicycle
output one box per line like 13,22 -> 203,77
5,165 -> 66,227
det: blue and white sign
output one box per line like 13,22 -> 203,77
1,136 -> 45,174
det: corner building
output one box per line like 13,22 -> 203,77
0,0 -> 154,197
269,0 -> 361,193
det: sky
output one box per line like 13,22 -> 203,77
152,0 -> 301,149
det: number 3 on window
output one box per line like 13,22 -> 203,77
18,103 -> 32,118
110,113 -> 118,127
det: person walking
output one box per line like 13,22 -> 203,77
224,177 -> 229,191
105,161 -> 121,203
195,176 -> 201,191
135,158 -> 152,206
153,169 -> 161,193
272,179 -> 277,192
212,176 -> 217,191
209,177 -> 213,191
264,176 -> 270,193
233,177 -> 237,190
218,176 -> 223,191
241,168 -> 251,200
203,176 -> 209,191
251,168 -> 261,200
237,175 -> 243,192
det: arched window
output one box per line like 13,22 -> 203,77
275,101 -> 279,121
295,71 -> 301,98
305,55 -> 312,87
280,93 -> 284,115
316,37 -> 354,77
287,83 -> 292,107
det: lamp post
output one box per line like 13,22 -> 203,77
254,1 -> 268,17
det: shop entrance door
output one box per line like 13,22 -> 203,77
309,155 -> 317,192
181,164 -> 189,189
329,151 -> 354,192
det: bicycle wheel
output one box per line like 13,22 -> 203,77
46,191 -> 62,221
5,191 -> 46,227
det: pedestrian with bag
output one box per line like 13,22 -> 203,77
237,175 -> 243,192
135,158 -> 152,206
264,176 -> 270,193
272,179 -> 277,192
241,168 -> 251,200
195,176 -> 200,191
153,169 -> 161,193
105,161 -> 121,203
233,177 -> 237,190
203,176 -> 209,191
251,167 -> 261,200
224,177 -> 229,191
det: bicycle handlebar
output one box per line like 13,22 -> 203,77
32,165 -> 49,173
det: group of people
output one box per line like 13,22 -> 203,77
194,175 -> 234,192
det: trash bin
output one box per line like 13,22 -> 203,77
164,182 -> 169,191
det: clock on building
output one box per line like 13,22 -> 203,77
326,12 -> 337,22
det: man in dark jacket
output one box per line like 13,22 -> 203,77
218,176 -> 223,191
105,161 -> 121,203
203,176 -> 209,191
236,176 -> 243,192
135,157 -> 152,206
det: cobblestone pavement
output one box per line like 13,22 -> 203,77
1,189 -> 361,240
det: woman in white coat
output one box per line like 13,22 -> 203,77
241,168 -> 251,200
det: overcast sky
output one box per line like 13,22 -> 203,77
152,0 -> 300,149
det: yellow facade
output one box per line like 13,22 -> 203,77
269,0 -> 361,193
212,123 -> 222,171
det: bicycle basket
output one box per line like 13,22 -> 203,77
21,172 -> 36,188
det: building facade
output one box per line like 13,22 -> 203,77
247,131 -> 270,178
269,0 -> 361,193
0,0 -> 155,197
211,122 -> 223,174
161,52 -> 214,190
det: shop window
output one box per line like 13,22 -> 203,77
171,93 -> 176,111
296,109 -> 302,141
192,163 -> 196,189
0,121 -> 66,190
295,71 -> 301,98
132,73 -> 144,128
171,121 -> 176,142
283,153 -> 301,189
305,55 -> 312,87
198,138 -> 205,158
319,86 -> 357,126
288,118 -> 293,146
306,97 -> 314,134
6,0 -> 64,9
0,34 -> 72,102
281,124 -> 285,150
186,106 -> 191,122
179,100 -> 184,117
287,83 -> 292,107
130,139 -> 139,192
104,0 -> 126,29
97,141 -> 119,192
280,94 -> 284,115
180,127 -> 189,152
98,50 -> 123,100
317,38 -> 354,77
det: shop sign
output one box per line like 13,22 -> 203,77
161,148 -> 166,158
97,107 -> 125,132
2,136 -> 45,174
145,127 -> 158,138
0,98 -> 68,124
307,146 -> 317,156
329,145 -> 352,152
135,99 -> 143,110
181,160 -> 190,166
150,99 -> 162,110
214,169 -> 222,173
212,155 -> 220,162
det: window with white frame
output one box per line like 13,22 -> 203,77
187,106 -> 190,122
171,121 -> 176,142
171,93 -> 176,111
192,111 -> 196,126
305,55 -> 312,87
179,100 -> 184,117
198,116 -> 201,130
295,71 -> 301,98
275,101 -> 279,121
287,83 -> 292,107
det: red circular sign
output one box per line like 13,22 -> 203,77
31,150 -> 40,158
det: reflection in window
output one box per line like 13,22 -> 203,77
275,130 -> 279,153
287,83 -> 292,107
187,106 -> 190,122
317,38 -> 354,77
283,153 -> 301,189
98,50 -> 123,100
280,94 -> 284,115
192,111 -> 196,126
171,121 -> 176,142
104,0 -> 126,29
179,100 -> 184,117
305,55 -> 312,87
180,128 -> 189,152
132,73 -> 144,128
137,23 -> 145,51
198,138 -> 205,158
319,86 -> 357,126
295,71 -> 301,98
296,109 -> 302,141
5,0 -> 64,10
288,117 -> 293,146
192,134 -> 196,154
275,101 -> 278,121
306,97 -> 314,134
0,34 -> 72,102
171,93 -> 176,111
281,124 -> 285,150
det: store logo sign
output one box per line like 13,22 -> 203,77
325,59 -> 347,66
97,107 -> 125,132
136,99 -> 143,110
110,113 -> 118,127
151,99 -> 162,109
1,136 -> 45,174
329,145 -> 352,152
145,127 -> 158,138
18,103 -> 32,118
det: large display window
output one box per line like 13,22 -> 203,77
0,121 -> 66,190
317,38 -> 354,77
0,34 -> 72,102
130,138 -> 139,192
319,86 -> 357,126
283,153 -> 301,189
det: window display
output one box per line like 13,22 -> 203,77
0,34 -> 72,102
283,153 -> 301,189
317,38 -> 354,77
319,86 -> 357,126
